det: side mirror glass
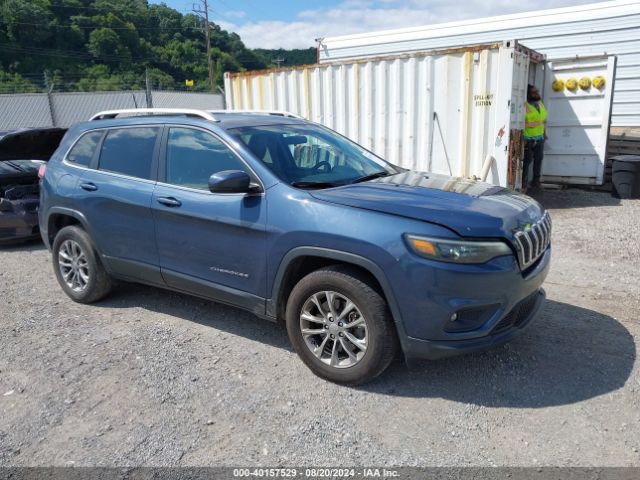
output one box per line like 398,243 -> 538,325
208,170 -> 261,194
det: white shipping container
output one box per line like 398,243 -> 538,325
224,41 -> 615,187
318,0 -> 640,128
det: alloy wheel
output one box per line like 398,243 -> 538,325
299,290 -> 368,368
58,239 -> 90,292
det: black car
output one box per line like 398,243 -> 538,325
0,128 -> 66,243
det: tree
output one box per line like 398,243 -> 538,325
0,0 -> 310,93
0,70 -> 40,93
88,28 -> 127,62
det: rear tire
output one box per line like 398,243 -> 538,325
52,225 -> 113,303
286,266 -> 397,385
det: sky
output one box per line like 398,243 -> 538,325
150,0 -> 605,49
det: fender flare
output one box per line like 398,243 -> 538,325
44,207 -> 96,249
268,246 -> 409,348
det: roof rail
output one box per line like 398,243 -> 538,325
208,109 -> 304,119
89,108 -> 218,122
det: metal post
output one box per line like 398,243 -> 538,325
145,68 -> 153,108
44,72 -> 57,127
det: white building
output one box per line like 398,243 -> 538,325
319,0 -> 640,128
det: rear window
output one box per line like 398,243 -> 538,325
67,131 -> 102,167
98,127 -> 159,180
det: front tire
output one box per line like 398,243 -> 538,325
286,266 -> 398,385
52,225 -> 113,303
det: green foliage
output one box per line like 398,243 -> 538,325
74,65 -> 143,91
0,71 -> 40,93
0,0 -> 314,93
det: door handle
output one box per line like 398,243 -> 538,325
80,182 -> 98,191
156,196 -> 182,207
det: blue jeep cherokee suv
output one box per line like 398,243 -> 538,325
39,108 -> 551,385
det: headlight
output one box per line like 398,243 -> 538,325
404,234 -> 513,264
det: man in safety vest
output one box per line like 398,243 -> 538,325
523,84 -> 547,191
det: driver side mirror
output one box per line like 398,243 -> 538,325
208,170 -> 262,194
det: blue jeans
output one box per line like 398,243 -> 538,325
524,139 -> 544,186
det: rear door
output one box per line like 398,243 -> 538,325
74,125 -> 163,284
542,55 -> 616,185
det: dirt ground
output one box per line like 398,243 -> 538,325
0,189 -> 638,467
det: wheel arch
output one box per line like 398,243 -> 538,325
46,208 -> 93,248
268,247 -> 409,350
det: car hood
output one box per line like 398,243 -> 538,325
0,128 -> 67,161
309,171 -> 545,238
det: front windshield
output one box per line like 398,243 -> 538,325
230,123 -> 398,188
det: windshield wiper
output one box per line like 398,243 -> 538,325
350,171 -> 392,184
290,181 -> 341,189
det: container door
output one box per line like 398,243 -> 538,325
542,55 -> 616,185
506,47 -> 533,189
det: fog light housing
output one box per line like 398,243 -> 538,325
444,304 -> 499,333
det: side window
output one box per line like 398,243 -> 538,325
67,131 -> 103,167
98,127 -> 159,180
166,127 -> 248,190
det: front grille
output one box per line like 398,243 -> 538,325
492,290 -> 540,334
513,211 -> 552,269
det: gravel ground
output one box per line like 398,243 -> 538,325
0,189 -> 638,467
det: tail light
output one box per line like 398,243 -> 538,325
38,164 -> 47,179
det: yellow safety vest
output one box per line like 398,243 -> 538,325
524,101 -> 547,139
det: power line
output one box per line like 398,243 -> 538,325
47,2 -> 151,11
205,0 -> 246,23
230,0 -> 273,20
44,1 -> 198,14
0,43 -> 156,62
188,3 -> 244,24
1,20 -> 203,31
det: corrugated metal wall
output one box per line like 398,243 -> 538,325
225,44 -> 532,186
0,94 -> 53,128
50,91 -> 148,128
319,0 -> 640,127
152,91 -> 224,109
0,91 -> 224,129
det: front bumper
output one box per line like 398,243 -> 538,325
402,288 -> 545,360
389,244 -> 551,359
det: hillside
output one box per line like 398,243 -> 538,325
0,0 -> 316,93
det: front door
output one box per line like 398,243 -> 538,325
152,126 -> 267,314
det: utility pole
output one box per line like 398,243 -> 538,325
193,1 -> 216,92
274,57 -> 285,68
